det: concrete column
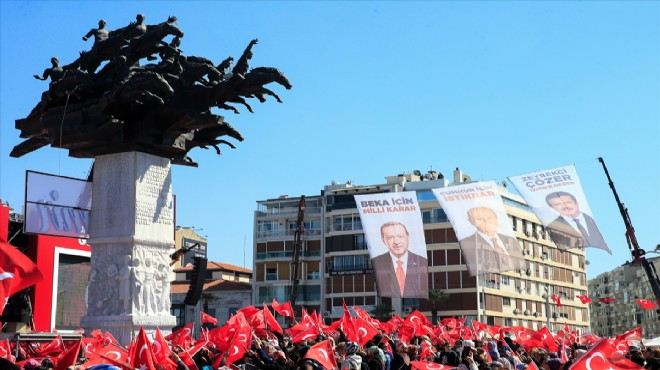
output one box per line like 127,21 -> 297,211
80,152 -> 176,345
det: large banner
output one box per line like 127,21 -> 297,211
24,171 -> 92,239
354,192 -> 428,298
508,165 -> 610,253
432,181 -> 525,276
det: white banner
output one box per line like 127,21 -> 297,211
508,165 -> 610,253
354,192 -> 428,298
432,181 -> 525,276
24,171 -> 92,238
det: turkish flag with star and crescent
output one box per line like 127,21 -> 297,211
304,339 -> 337,370
226,313 -> 252,364
570,338 -> 644,370
0,240 -> 44,315
129,327 -> 157,370
635,299 -> 657,310
576,295 -> 592,304
272,298 -> 294,317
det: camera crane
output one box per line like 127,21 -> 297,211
599,157 -> 660,313
289,196 -> 305,310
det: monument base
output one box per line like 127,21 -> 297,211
80,152 -> 176,345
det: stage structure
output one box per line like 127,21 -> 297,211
12,14 -> 291,344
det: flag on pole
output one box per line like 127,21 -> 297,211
0,240 -> 44,315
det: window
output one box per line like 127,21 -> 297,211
266,268 -> 278,281
503,297 -> 511,306
501,276 -> 509,285
504,318 -> 513,327
511,216 -> 518,231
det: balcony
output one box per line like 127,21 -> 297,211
256,250 -> 321,260
256,206 -> 323,216
256,229 -> 322,239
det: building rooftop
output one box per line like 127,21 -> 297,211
170,279 -> 252,294
175,261 -> 252,274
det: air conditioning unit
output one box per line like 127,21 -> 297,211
403,307 -> 413,313
322,311 -> 331,318
533,312 -> 539,317
525,231 -> 531,237
524,310 -> 530,316
513,308 -> 521,314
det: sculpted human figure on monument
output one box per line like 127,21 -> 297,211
142,259 -> 157,314
117,255 -> 132,315
83,19 -> 109,44
131,258 -> 144,314
34,57 -> 65,82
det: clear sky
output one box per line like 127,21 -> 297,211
1,1 -> 658,280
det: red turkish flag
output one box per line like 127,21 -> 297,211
178,349 -> 200,370
38,335 -> 65,357
272,298 -> 293,317
635,299 -> 657,310
129,327 -> 157,370
571,338 -> 644,370
200,311 -> 218,325
410,360 -> 453,370
471,320 -> 488,336
238,305 -> 261,320
226,313 -> 252,364
599,297 -> 615,304
0,339 -> 12,360
53,339 -> 81,370
576,295 -> 592,304
551,295 -> 561,307
208,316 -> 239,352
166,322 -> 194,350
353,316 -> 380,346
0,241 -> 44,315
559,336 -> 569,363
537,326 -> 558,352
263,303 -> 284,334
610,339 -> 631,354
616,327 -> 642,342
84,344 -> 130,368
153,327 -> 174,363
406,310 -> 432,329
304,339 -> 337,370
81,337 -> 103,358
291,324 -> 321,344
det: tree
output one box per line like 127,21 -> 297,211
370,303 -> 394,322
201,293 -> 218,313
428,289 -> 449,325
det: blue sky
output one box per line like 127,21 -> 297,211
1,1 -> 658,280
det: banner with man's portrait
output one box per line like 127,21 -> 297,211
508,165 -> 611,254
354,192 -> 428,298
431,181 -> 525,276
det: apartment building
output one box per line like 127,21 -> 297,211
588,256 -> 660,338
254,168 -> 591,332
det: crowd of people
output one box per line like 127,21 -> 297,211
0,306 -> 658,370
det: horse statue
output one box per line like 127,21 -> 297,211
236,67 -> 293,103
124,16 -> 184,61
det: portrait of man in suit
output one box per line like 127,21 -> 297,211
545,191 -> 607,250
371,221 -> 428,298
458,207 -> 524,275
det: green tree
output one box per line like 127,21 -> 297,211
428,289 -> 449,325
370,303 -> 394,322
201,292 -> 218,313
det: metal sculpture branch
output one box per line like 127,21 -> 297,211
12,14 -> 292,167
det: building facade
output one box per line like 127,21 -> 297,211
587,257 -> 660,338
254,168 -> 591,332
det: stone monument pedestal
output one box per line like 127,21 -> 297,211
80,152 -> 176,345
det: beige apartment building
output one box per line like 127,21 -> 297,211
254,167 -> 591,332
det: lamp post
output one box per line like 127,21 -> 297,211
543,285 -> 551,329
